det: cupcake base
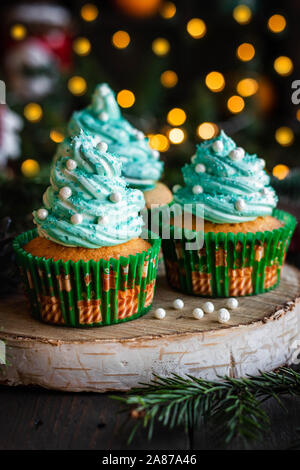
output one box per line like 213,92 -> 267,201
144,182 -> 173,209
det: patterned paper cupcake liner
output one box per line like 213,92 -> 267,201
161,209 -> 297,297
13,230 -> 161,327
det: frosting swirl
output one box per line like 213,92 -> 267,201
173,130 -> 278,224
33,130 -> 145,248
68,83 -> 164,190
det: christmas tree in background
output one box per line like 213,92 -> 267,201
0,0 -> 299,230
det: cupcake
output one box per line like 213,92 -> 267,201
161,130 -> 296,297
68,83 -> 173,210
13,131 -> 160,326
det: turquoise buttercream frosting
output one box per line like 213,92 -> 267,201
173,130 -> 278,224
33,130 -> 145,248
68,83 -> 164,190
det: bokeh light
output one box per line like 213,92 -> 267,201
117,89 -> 135,108
24,103 -> 43,122
237,78 -> 259,97
149,134 -> 170,152
68,76 -> 87,96
80,3 -> 99,22
197,122 -> 218,139
186,18 -> 206,39
272,164 -> 290,180
152,38 -> 170,56
268,14 -> 286,33
160,70 -> 178,88
273,56 -> 293,76
233,5 -> 252,25
236,43 -> 255,62
73,37 -> 91,56
50,130 -> 64,143
10,24 -> 27,40
112,31 -> 130,49
160,2 -> 176,19
205,71 -> 225,92
168,128 -> 185,144
21,159 -> 40,178
275,127 -> 294,146
296,109 -> 300,122
227,95 -> 245,113
167,108 -> 186,126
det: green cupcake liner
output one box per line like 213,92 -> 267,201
13,230 -> 161,327
161,209 -> 297,297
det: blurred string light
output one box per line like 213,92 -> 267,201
197,122 -> 218,139
73,37 -> 91,56
80,3 -> 98,22
50,130 -> 64,143
117,89 -> 135,108
10,24 -> 27,40
152,38 -> 170,56
21,159 -> 40,178
167,108 -> 186,126
149,134 -> 170,152
268,14 -> 286,33
168,128 -> 185,144
273,56 -> 293,76
272,164 -> 290,180
296,109 -> 300,121
160,70 -> 178,88
112,31 -> 130,49
236,43 -> 255,62
205,71 -> 225,92
24,103 -> 43,122
232,5 -> 252,25
186,18 -> 206,39
237,78 -> 258,97
227,95 -> 245,113
275,126 -> 294,146
68,76 -> 87,96
160,1 -> 176,19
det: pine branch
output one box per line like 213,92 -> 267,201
111,367 -> 300,447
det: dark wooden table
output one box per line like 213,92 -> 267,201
0,384 -> 300,450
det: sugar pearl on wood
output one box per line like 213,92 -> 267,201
173,298 -> 184,310
97,142 -> 108,152
218,308 -> 231,323
203,301 -> 214,314
98,215 -> 108,225
71,213 -> 83,225
192,185 -> 203,195
229,147 -> 245,161
37,208 -> 48,220
59,186 -> 72,200
154,308 -> 166,320
195,163 -> 206,173
235,198 -> 246,212
110,192 -> 122,203
193,308 -> 204,319
212,140 -> 224,153
226,298 -> 239,309
66,159 -> 77,170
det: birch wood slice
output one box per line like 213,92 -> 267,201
0,264 -> 300,392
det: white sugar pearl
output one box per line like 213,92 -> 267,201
135,130 -> 144,140
66,159 -> 77,170
172,184 -> 181,193
97,142 -> 108,152
235,198 -> 246,212
37,208 -> 48,220
152,149 -> 160,159
229,147 -> 245,161
59,186 -> 72,200
226,298 -> 239,309
218,308 -> 231,323
191,154 -> 197,163
195,163 -> 206,173
173,298 -> 184,310
212,140 -> 224,153
193,308 -> 204,319
98,215 -> 108,225
261,187 -> 268,195
99,84 -> 110,95
99,112 -> 109,121
203,301 -> 214,314
154,308 -> 166,320
110,192 -> 122,203
192,185 -> 203,195
71,213 -> 83,225
259,158 -> 265,168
